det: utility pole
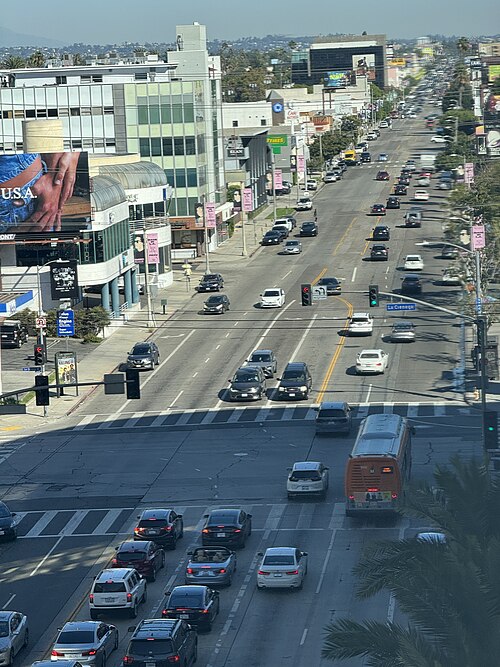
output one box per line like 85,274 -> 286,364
270,150 -> 277,222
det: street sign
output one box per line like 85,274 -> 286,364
312,285 -> 328,300
57,309 -> 75,337
386,303 -> 416,311
22,366 -> 41,372
35,317 -> 46,329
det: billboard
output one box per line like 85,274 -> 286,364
484,94 -> 500,156
323,71 -> 351,88
389,58 -> 406,67
352,54 -> 376,82
488,65 -> 500,82
50,260 -> 79,299
0,151 -> 91,237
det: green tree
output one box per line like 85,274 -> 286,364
323,457 -> 500,667
456,37 -> 470,59
72,53 -> 86,66
1,55 -> 26,69
26,50 -> 46,68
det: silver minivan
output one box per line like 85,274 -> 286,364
315,402 -> 352,434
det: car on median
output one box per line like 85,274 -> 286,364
185,547 -> 237,587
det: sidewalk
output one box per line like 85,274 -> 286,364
0,201 -> 283,432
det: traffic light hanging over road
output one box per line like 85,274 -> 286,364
368,284 -> 379,308
301,284 -> 312,306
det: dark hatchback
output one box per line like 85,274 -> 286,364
228,366 -> 267,402
113,540 -> 165,582
134,509 -> 184,549
317,277 -> 342,295
394,184 -> 408,196
201,509 -> 252,548
370,244 -> 389,261
372,225 -> 390,241
401,274 -> 422,294
197,273 -> 224,292
203,294 -> 230,314
386,196 -> 400,209
0,501 -> 17,540
127,342 -> 160,370
299,221 -> 318,237
261,230 -> 282,245
162,586 -> 220,632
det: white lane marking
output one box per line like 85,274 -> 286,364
263,504 -> 287,539
205,358 -> 210,363
351,266 -> 357,282
281,270 -> 293,280
290,313 -> 318,362
365,384 -> 373,403
253,300 -> 296,352
385,265 -> 390,275
24,510 -> 60,538
233,321 -> 239,327
300,628 -> 308,646
117,330 -> 196,415
225,332 -> 230,338
2,594 -> 15,609
243,312 -> 248,316
316,526 -> 339,594
215,344 -> 221,350
170,390 -> 183,408
74,414 -> 94,430
29,536 -> 64,576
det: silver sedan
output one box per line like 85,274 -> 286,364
51,621 -> 118,665
185,546 -> 237,587
0,611 -> 28,666
390,321 -> 416,342
282,240 -> 302,255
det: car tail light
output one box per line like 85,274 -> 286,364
161,526 -> 172,532
202,608 -> 209,614
127,593 -> 133,602
348,495 -> 354,500
162,609 -> 169,617
82,650 -> 97,656
286,570 -> 299,575
111,558 -> 118,565
392,493 -> 398,499
202,528 -> 210,534
376,363 -> 382,366
89,594 -> 94,603
258,570 -> 270,576
135,527 -> 146,533
219,568 -> 226,574
167,656 -> 181,663
123,656 -> 134,664
51,651 -> 64,657
233,529 -> 241,533
187,568 -> 194,574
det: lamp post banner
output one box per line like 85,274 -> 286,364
471,225 -> 485,250
243,188 -> 253,212
205,202 -> 216,228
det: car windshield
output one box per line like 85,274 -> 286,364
132,345 -> 150,355
320,278 -> 338,285
290,470 -> 321,480
203,275 -> 218,281
0,622 -> 9,638
263,291 -> 279,297
234,370 -> 259,383
139,518 -> 168,527
0,505 -> 10,518
206,296 -> 222,304
93,582 -> 126,593
352,317 -> 369,323
406,256 -> 420,262
282,370 -> 306,381
169,592 -> 204,608
129,639 -> 174,656
302,224 -> 314,229
250,353 -> 271,362
117,551 -> 147,560
57,630 -> 95,644
263,555 -> 295,566
360,353 -> 380,359
318,409 -> 347,418
286,241 -> 298,246
265,231 -> 279,236
208,513 -> 238,525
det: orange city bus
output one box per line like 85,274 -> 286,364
345,413 -> 413,517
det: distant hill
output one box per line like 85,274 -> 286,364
0,25 -> 65,47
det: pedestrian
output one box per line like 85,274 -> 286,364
314,208 -> 318,221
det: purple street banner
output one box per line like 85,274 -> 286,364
205,201 -> 216,228
147,233 -> 159,263
471,224 -> 485,250
243,188 -> 253,212
464,162 -> 475,184
274,169 -> 283,190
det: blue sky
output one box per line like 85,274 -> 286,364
2,0 -> 499,43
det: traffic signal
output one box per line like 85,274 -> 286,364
35,375 -> 50,406
484,411 -> 499,449
368,284 -> 379,308
126,368 -> 141,399
301,284 -> 312,306
34,343 -> 46,365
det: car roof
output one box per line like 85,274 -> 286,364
0,611 -> 15,621
117,540 -> 149,551
208,508 -> 240,518
60,621 -> 99,631
319,276 -> 339,282
133,619 -> 178,638
251,349 -> 272,355
319,401 -> 348,410
96,568 -> 135,581
171,585 -> 208,595
292,461 -> 322,470
359,349 -> 384,354
403,274 -> 421,279
284,361 -> 308,370
393,321 -> 414,326
264,547 -> 296,556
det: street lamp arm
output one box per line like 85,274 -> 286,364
416,240 -> 473,255
379,290 -> 476,322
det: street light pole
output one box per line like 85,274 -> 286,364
241,181 -> 247,257
202,194 -> 210,274
143,227 -> 156,328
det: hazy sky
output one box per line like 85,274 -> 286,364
2,0 -> 499,43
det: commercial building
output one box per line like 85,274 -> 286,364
291,34 -> 388,90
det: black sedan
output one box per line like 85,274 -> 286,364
317,277 -> 342,295
203,294 -> 230,314
394,184 -> 408,196
197,273 -> 224,292
386,196 -> 400,209
202,508 -> 252,548
370,244 -> 389,261
398,176 -> 410,186
299,221 -> 318,237
370,203 -> 386,216
401,274 -> 422,294
376,171 -> 390,181
261,230 -> 282,245
372,225 -> 390,241
0,501 -> 17,540
162,586 -> 220,632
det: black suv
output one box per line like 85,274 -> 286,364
386,196 -> 400,209
123,618 -> 197,666
370,244 -> 389,261
372,225 -> 390,241
197,273 -> 224,292
277,362 -> 312,400
134,509 -> 184,549
299,221 -> 318,237
127,342 -> 160,370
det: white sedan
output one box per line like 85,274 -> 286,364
356,349 -> 389,375
257,547 -> 308,589
430,135 -> 450,143
403,254 -> 424,271
260,288 -> 285,308
413,189 -> 430,201
348,312 -> 373,336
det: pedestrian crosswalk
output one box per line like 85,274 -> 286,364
0,437 -> 28,464
70,401 -> 474,433
15,507 -> 135,539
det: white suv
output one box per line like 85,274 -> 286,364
348,312 -> 373,336
287,461 -> 329,499
89,568 -> 147,619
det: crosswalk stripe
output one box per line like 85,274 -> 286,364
200,411 -> 217,425
434,404 -> 446,416
356,404 -> 370,419
61,509 -> 88,535
24,510 -> 60,537
383,403 -> 394,413
407,405 -> 419,417
175,412 -> 196,426
227,409 -> 243,423
92,508 -> 128,535
74,415 -> 95,429
262,504 -> 287,539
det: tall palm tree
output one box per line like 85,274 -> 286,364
322,457 -> 500,666
1,55 -> 26,69
457,37 -> 470,59
26,50 -> 46,68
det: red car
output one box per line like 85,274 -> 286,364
370,203 -> 386,215
112,540 -> 165,581
376,170 -> 390,181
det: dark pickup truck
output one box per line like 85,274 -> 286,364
0,319 -> 29,348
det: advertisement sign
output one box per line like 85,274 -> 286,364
274,169 -> 283,190
389,58 -> 406,67
290,155 -> 297,173
133,232 -> 145,264
286,109 -> 299,120
146,233 -> 159,264
226,146 -> 245,158
57,309 -> 75,337
464,162 -> 475,185
50,260 -> 79,299
352,54 -> 376,82
205,202 -> 216,229
266,134 -> 288,146
243,188 -> 253,212
193,201 -> 204,228
55,351 -> 77,394
323,71 -> 351,88
297,155 -> 305,175
471,224 -> 486,250
0,152 -> 91,238
488,65 -> 500,82
232,189 -> 242,212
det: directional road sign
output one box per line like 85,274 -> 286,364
22,366 -> 42,372
57,309 -> 75,337
35,317 -> 46,329
312,285 -> 328,301
386,303 -> 416,311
